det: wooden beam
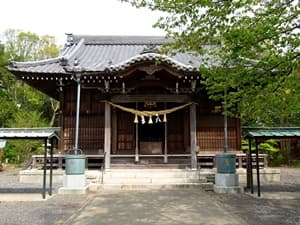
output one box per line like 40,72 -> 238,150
104,102 -> 111,169
190,104 -> 198,170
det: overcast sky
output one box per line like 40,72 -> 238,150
0,0 -> 164,45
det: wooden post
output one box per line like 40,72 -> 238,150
164,102 -> 168,163
104,102 -> 111,170
246,139 -> 251,189
49,138 -> 54,196
264,154 -> 268,168
42,138 -> 47,199
135,123 -> 139,162
135,103 -> 139,162
112,109 -> 117,154
190,104 -> 198,170
238,154 -> 243,169
255,138 -> 261,197
58,156 -> 63,169
164,122 -> 168,163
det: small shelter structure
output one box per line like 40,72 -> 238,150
0,128 -> 59,198
244,127 -> 300,197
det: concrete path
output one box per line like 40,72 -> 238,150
65,189 -> 248,225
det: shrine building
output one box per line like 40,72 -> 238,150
9,34 -> 241,170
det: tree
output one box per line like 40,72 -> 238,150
0,41 -> 18,127
0,29 -> 60,164
124,0 -> 300,125
2,29 -> 60,126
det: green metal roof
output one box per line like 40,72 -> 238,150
243,127 -> 300,138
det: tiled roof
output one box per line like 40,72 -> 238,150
9,34 -> 207,74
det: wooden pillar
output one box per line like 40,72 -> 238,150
238,154 -> 243,169
164,103 -> 168,163
164,122 -> 168,163
255,138 -> 261,197
42,138 -> 47,199
112,108 -> 117,154
183,110 -> 189,153
104,102 -> 111,169
58,85 -> 64,153
190,104 -> 198,170
49,138 -> 54,196
135,123 -> 139,162
135,103 -> 139,162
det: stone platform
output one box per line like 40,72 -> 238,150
18,168 -> 281,191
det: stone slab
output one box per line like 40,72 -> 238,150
58,187 -> 88,195
214,185 -> 244,194
63,174 -> 86,188
215,173 -> 239,187
19,169 -> 64,183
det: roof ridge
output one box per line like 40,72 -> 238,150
105,52 -> 196,73
71,34 -> 171,45
10,57 -> 62,68
62,38 -> 85,60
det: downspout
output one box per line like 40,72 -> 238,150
74,73 -> 81,154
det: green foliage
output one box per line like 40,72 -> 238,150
4,29 -> 59,61
0,29 -> 60,164
259,139 -> 279,153
242,138 -> 284,165
0,29 -> 60,126
290,160 -> 300,168
3,140 -> 42,164
242,139 -> 279,152
125,0 -> 300,126
3,142 -> 18,163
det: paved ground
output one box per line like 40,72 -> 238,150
0,167 -> 299,225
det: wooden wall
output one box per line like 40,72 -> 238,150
60,87 -> 241,155
61,87 -> 105,154
196,100 -> 241,153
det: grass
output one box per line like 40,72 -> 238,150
290,160 -> 300,168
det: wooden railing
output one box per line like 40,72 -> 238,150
197,153 -> 268,168
28,153 -> 268,169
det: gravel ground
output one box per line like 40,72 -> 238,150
0,168 -> 89,225
213,192 -> 300,225
0,195 -> 88,225
0,168 -> 61,193
212,167 -> 300,225
0,167 -> 299,225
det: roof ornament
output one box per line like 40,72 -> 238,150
141,44 -> 159,54
66,33 -> 74,46
74,58 -> 79,66
59,57 -> 69,66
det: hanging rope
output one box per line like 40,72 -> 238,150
102,101 -> 193,123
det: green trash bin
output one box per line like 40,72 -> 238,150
216,153 -> 236,174
65,150 -> 86,175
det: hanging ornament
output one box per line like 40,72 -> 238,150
134,114 -> 139,123
148,115 -> 153,124
141,115 -> 146,124
163,114 -> 167,122
155,114 -> 161,123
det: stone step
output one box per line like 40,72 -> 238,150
103,171 -> 204,179
86,169 -> 215,192
89,182 -> 214,191
102,177 -> 206,184
111,163 -> 190,169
